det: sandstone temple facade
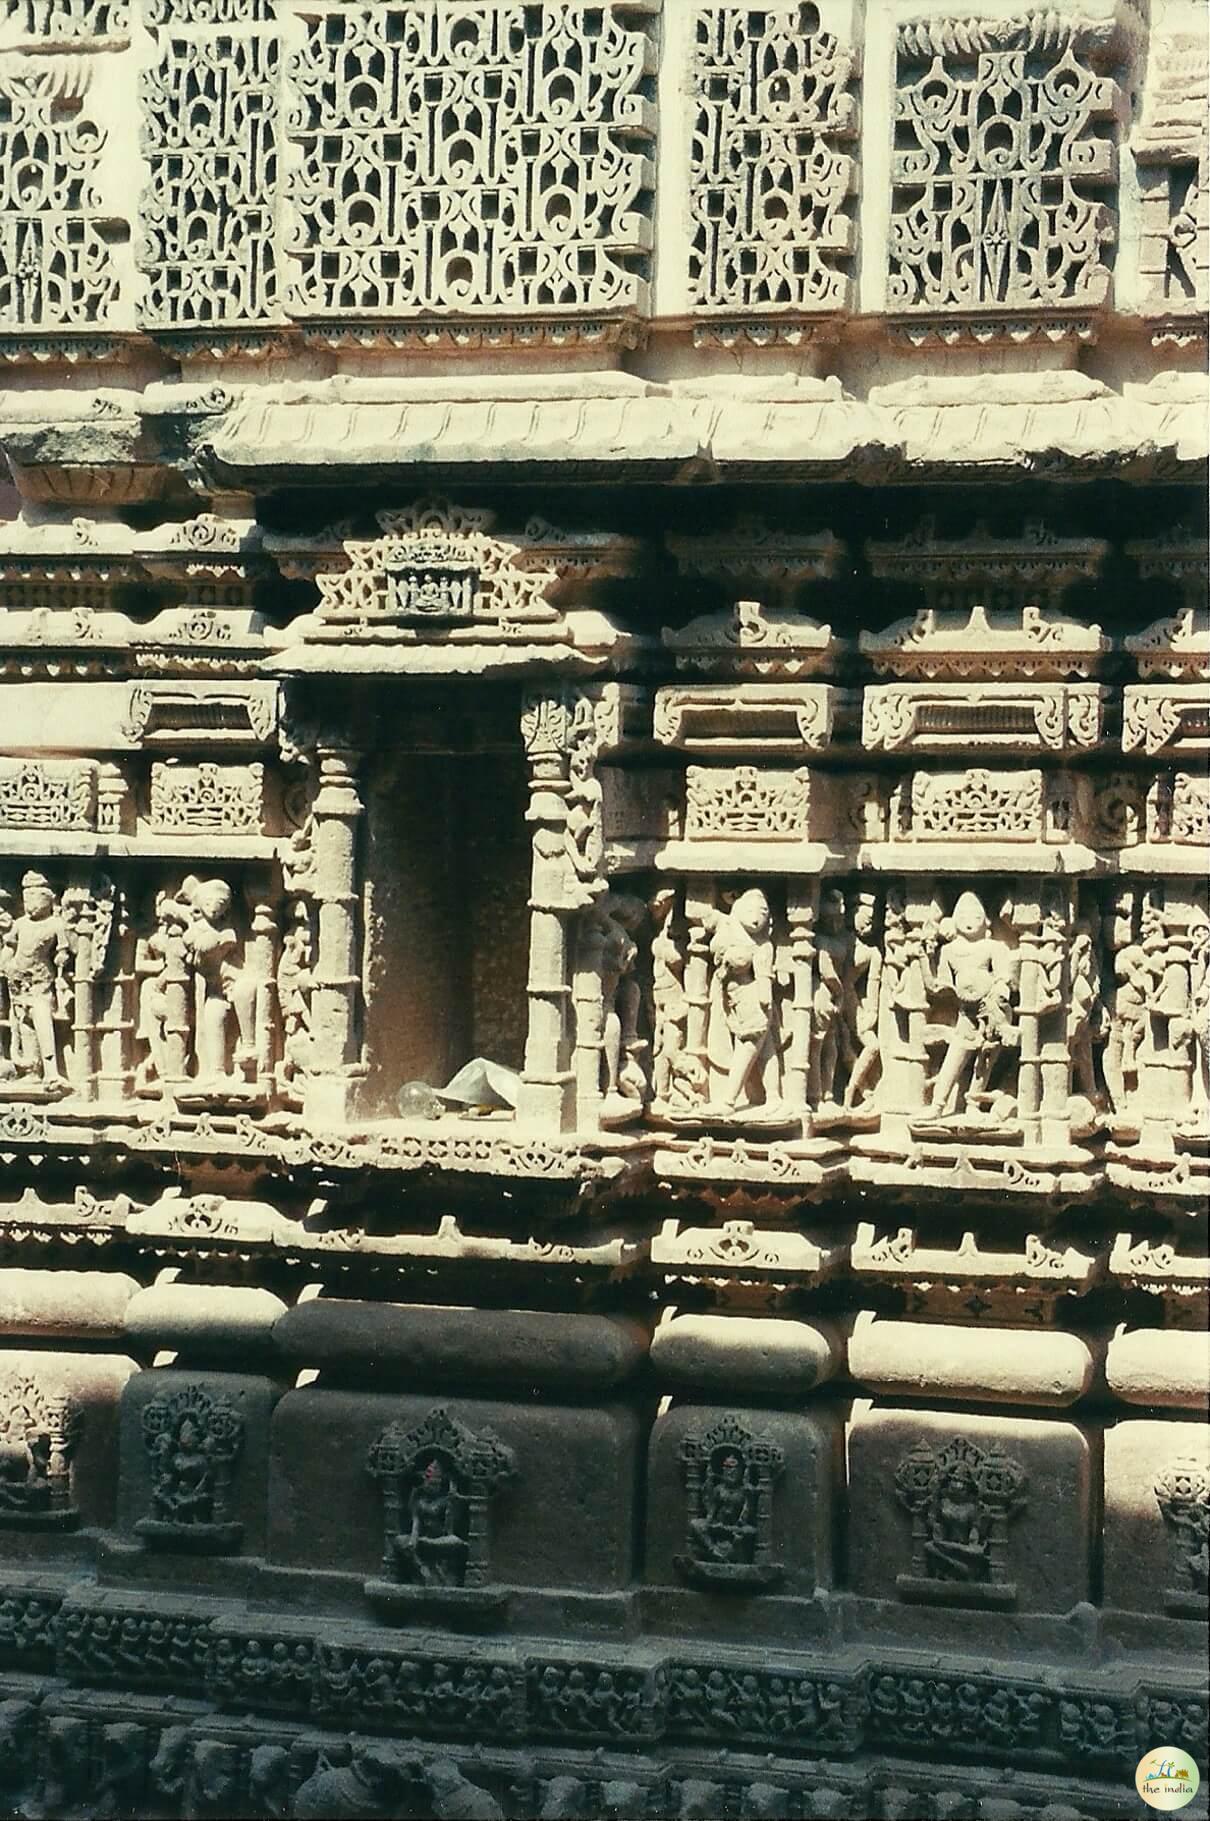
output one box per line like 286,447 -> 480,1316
0,0 -> 1207,1816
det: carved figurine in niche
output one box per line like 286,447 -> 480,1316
134,891 -> 193,1094
1155,1459 -> 1210,1616
921,891 -> 1019,1123
810,887 -> 856,1109
650,888 -> 706,1113
599,893 -> 649,1121
709,889 -> 784,1117
1066,916 -> 1106,1110
136,1384 -> 245,1553
0,872 -> 71,1094
0,1375 -> 80,1529
365,1407 -> 515,1619
843,891 -> 883,1115
1104,891 -> 1151,1121
276,899 -> 315,1099
675,1417 -> 785,1590
894,1435 -> 1026,1608
181,875 -> 244,1087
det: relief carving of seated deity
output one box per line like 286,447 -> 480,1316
392,1455 -> 470,1588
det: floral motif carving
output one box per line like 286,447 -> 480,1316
366,1407 -> 515,1618
284,2 -> 655,321
149,761 -> 265,834
685,765 -> 810,840
675,1415 -> 785,1590
0,1374 -> 80,1529
0,759 -> 97,831
907,768 -> 1043,840
894,1434 -> 1027,1607
889,16 -> 1119,314
689,4 -> 857,317
136,1384 -> 245,1552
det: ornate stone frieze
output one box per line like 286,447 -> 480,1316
365,1407 -> 515,1620
684,764 -> 812,841
136,1383 -> 245,1552
863,682 -> 1104,753
138,0 -> 280,330
853,1223 -> 1105,1321
0,56 -> 121,333
688,4 -> 858,322
889,14 -> 1121,317
283,2 -> 656,324
655,683 -> 836,754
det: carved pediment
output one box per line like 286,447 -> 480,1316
267,498 -> 642,672
662,599 -> 838,679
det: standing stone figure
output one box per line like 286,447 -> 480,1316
843,890 -> 883,1111
811,886 -> 856,1106
135,891 -> 193,1093
1,872 -> 70,1089
709,888 -> 782,1113
923,892 -> 1019,1119
1104,896 -> 1152,1118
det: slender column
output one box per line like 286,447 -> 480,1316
517,692 -> 578,1131
305,747 -> 363,1123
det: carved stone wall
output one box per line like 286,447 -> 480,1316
0,1 -> 1205,1817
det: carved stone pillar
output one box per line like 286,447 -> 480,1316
306,748 -> 363,1124
518,694 -> 578,1131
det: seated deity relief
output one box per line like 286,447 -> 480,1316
675,1417 -> 785,1591
135,1384 -> 245,1554
895,1435 -> 1027,1610
365,1408 -> 515,1624
0,1374 -> 80,1531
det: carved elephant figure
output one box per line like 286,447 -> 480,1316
421,1757 -> 505,1821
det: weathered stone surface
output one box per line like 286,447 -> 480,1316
651,1314 -> 841,1396
847,1317 -> 1097,1407
0,1269 -> 137,1339
273,1301 -> 649,1391
125,1286 -> 287,1360
1106,1327 -> 1210,1410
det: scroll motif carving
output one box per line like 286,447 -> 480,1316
136,1384 -> 245,1552
1154,1459 -> 1210,1617
366,1407 -> 515,1620
675,1416 -> 785,1590
895,1434 -> 1027,1607
0,59 -> 120,330
689,4 -> 857,317
0,1373 -> 80,1529
889,17 -> 1119,313
285,3 -> 655,322
907,768 -> 1044,841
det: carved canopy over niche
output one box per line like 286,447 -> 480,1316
269,499 -> 642,673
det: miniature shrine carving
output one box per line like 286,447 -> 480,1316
1155,1460 -> 1210,1617
894,1435 -> 1027,1607
136,1385 -> 245,1553
366,1407 -> 516,1620
675,1416 -> 785,1590
0,1374 -> 79,1529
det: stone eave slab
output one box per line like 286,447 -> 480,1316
198,390 -> 1209,487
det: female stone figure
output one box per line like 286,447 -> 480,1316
710,888 -> 782,1113
135,891 -> 192,1093
393,1455 -> 469,1588
924,891 -> 1018,1120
